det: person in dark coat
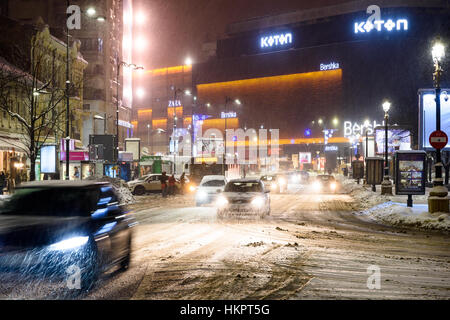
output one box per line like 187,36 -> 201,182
0,172 -> 5,195
168,174 -> 176,196
160,171 -> 168,198
179,172 -> 186,195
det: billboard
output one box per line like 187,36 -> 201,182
40,145 -> 56,173
418,89 -> 450,150
395,151 -> 426,195
299,152 -> 311,163
374,127 -> 411,155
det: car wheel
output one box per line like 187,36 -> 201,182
134,185 -> 145,196
119,235 -> 132,271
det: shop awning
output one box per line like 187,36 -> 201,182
0,135 -> 28,153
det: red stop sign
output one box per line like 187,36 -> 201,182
429,130 -> 448,149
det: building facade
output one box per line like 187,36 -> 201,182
194,0 -> 450,144
0,18 -> 87,181
5,0 -> 134,149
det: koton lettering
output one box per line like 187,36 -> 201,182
260,32 -> 292,48
354,5 -> 408,34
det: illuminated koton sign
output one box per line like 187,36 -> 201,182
354,5 -> 408,34
221,111 -> 236,118
344,120 -> 384,137
320,62 -> 340,71
260,32 -> 292,48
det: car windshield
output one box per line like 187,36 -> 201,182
0,187 -> 99,217
225,182 -> 262,192
201,180 -> 225,187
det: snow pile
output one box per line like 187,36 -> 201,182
86,176 -> 135,205
359,202 -> 450,232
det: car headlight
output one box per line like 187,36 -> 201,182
48,236 -> 89,251
313,181 -> 322,191
189,185 -> 196,192
251,196 -> 265,208
216,196 -> 229,208
278,177 -> 286,185
270,183 -> 278,190
330,182 -> 337,190
197,190 -> 207,200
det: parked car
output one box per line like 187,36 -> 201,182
216,179 -> 270,218
195,175 -> 227,206
128,173 -> 189,195
0,181 -> 136,291
260,174 -> 287,193
312,174 -> 339,193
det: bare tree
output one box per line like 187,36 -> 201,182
0,35 -> 80,181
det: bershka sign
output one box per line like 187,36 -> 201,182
320,62 -> 340,71
344,120 -> 384,137
354,5 -> 408,34
260,32 -> 292,49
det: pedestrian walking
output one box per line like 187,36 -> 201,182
168,174 -> 176,196
0,171 -> 5,195
179,172 -> 186,195
160,171 -> 168,198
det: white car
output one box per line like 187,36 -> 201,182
195,175 -> 227,206
216,179 -> 270,218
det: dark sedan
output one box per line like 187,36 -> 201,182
0,181 -> 136,291
312,175 -> 339,193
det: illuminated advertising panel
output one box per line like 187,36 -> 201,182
374,127 -> 411,155
299,152 -> 311,163
40,145 -> 56,173
418,89 -> 450,150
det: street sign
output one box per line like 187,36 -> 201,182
429,130 -> 448,149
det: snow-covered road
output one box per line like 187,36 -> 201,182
1,182 -> 449,299
84,186 -> 449,300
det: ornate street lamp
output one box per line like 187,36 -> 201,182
381,101 -> 393,195
428,40 -> 448,213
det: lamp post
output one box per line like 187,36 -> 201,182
381,101 -> 393,195
115,60 -> 143,162
428,40 -> 448,213
222,97 -> 241,175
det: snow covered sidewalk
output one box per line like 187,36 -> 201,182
344,178 -> 450,232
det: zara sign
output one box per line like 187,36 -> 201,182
354,5 -> 408,34
260,32 -> 293,49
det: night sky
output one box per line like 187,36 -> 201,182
134,0 -> 352,68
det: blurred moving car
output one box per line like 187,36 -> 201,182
128,173 -> 189,195
287,170 -> 309,184
260,174 -> 287,193
216,179 -> 270,218
195,175 -> 227,206
312,174 -> 339,193
0,181 -> 136,291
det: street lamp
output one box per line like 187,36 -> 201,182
381,101 -> 393,195
429,40 -> 448,213
116,61 -> 143,162
223,97 -> 241,175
